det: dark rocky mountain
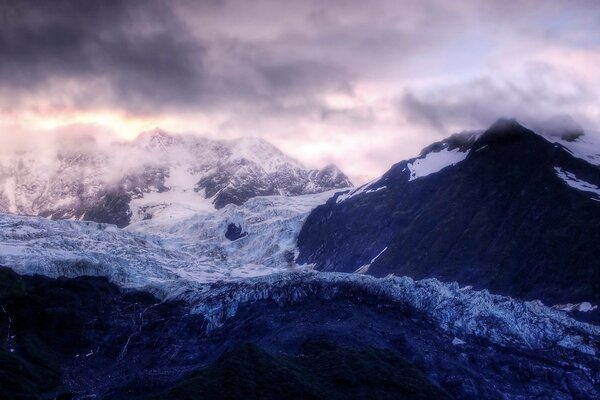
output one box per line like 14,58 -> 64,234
2,267 -> 598,399
297,119 -> 600,306
0,130 -> 351,227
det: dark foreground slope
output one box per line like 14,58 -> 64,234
1,268 -> 599,399
297,119 -> 600,305
156,342 -> 448,400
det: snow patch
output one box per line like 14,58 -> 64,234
554,302 -> 598,313
554,167 -> 600,199
365,186 -> 386,194
545,135 -> 600,166
336,178 -> 384,203
452,337 -> 466,345
407,149 -> 468,181
370,247 -> 388,264
351,248 -> 386,273
354,264 -> 370,274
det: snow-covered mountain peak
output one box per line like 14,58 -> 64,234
224,136 -> 304,173
0,129 -> 352,226
133,128 -> 183,150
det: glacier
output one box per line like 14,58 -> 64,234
0,190 -> 340,285
1,193 -> 599,360
1,128 -> 599,366
150,272 -> 600,358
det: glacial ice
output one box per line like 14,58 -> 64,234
149,272 -> 600,357
0,190 -> 339,285
0,189 -> 599,360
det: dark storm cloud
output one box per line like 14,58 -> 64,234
0,0 -> 362,114
399,62 -> 597,134
0,0 -> 209,112
0,0 -> 464,116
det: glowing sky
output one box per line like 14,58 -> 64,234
1,0 -> 599,183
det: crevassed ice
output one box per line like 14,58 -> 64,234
0,190 -> 339,286
152,272 -> 600,357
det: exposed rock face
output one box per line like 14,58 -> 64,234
297,119 -> 600,306
0,130 -> 351,227
225,223 -> 248,241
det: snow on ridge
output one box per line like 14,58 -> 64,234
554,167 -> 600,199
335,177 -> 385,203
554,302 -> 598,313
369,247 -> 387,264
353,246 -> 387,274
407,148 -> 468,181
153,272 -> 600,357
545,134 -> 600,167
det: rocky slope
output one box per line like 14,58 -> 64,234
297,119 -> 600,306
0,130 -> 351,227
1,268 -> 598,399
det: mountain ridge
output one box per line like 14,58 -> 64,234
0,130 -> 352,227
297,119 -> 600,305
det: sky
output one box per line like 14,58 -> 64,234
1,0 -> 599,183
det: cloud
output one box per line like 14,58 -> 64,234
399,61 -> 598,135
1,0 -> 600,183
0,0 -> 463,115
0,0 -> 208,113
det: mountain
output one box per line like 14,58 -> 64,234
1,268 -> 598,399
297,119 -> 600,306
0,130 -> 351,227
2,119 -> 600,399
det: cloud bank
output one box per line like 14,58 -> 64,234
1,0 -> 599,182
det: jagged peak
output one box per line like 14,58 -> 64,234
419,130 -> 482,157
136,127 -> 171,140
484,118 -> 530,136
317,163 -> 341,173
312,163 -> 353,187
133,128 -> 182,150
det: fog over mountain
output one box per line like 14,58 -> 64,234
0,128 -> 351,227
